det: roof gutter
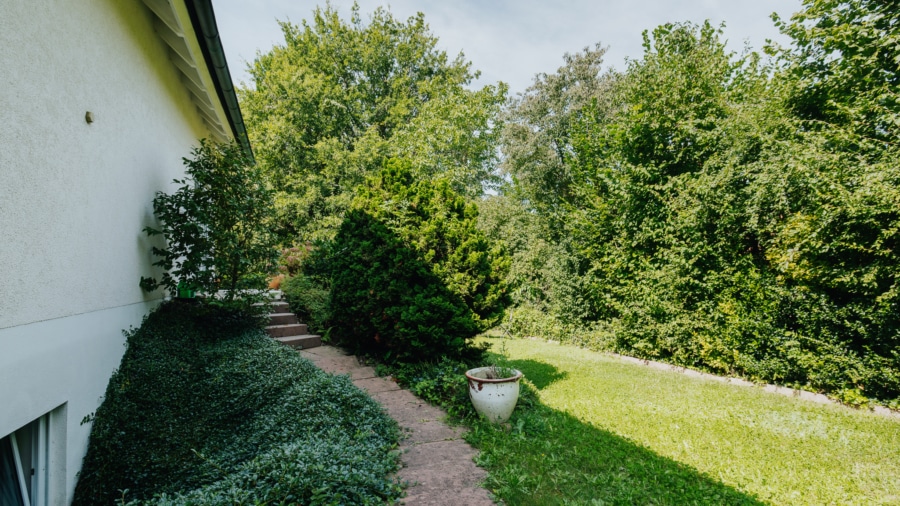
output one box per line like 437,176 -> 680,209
183,0 -> 254,161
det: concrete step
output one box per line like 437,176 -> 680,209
269,301 -> 291,314
266,323 -> 309,338
275,334 -> 322,350
269,312 -> 299,325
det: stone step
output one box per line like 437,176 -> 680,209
266,323 -> 308,338
269,312 -> 299,325
275,334 -> 322,350
269,301 -> 290,314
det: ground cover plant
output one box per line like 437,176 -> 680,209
392,336 -> 900,505
73,301 -> 402,505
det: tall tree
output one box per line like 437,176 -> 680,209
500,44 -> 617,232
756,0 -> 900,399
772,0 -> 900,144
239,4 -> 505,241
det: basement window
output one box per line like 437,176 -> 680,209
0,416 -> 49,506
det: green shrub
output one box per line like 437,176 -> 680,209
353,159 -> 511,331
307,209 -> 483,363
304,159 -> 508,363
72,301 -> 401,505
281,273 -> 331,334
482,15 -> 900,406
389,358 -> 478,419
140,140 -> 279,301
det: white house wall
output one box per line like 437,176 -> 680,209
0,0 -> 224,502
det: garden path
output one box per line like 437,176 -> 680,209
298,345 -> 495,506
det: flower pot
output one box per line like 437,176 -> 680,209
177,281 -> 196,299
465,367 -> 523,423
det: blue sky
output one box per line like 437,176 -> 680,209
213,0 -> 803,96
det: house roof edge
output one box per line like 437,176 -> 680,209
182,0 -> 254,161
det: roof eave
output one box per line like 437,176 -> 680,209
141,0 -> 253,161
183,0 -> 253,161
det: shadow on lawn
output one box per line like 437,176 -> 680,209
506,358 -> 568,390
468,358 -> 765,505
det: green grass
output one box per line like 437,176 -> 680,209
460,336 -> 900,505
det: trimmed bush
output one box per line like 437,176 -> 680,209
73,301 -> 401,505
307,209 -> 482,363
303,159 -> 509,363
353,159 -> 511,331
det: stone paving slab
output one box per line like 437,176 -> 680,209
402,486 -> 493,506
300,345 -> 349,358
299,345 -> 495,505
350,365 -> 377,380
398,440 -> 492,506
370,390 -> 466,444
305,355 -> 362,374
353,376 -> 403,394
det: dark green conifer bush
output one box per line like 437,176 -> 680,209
353,159 -> 511,331
305,159 -> 509,363
307,209 -> 482,363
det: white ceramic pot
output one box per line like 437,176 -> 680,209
465,367 -> 523,423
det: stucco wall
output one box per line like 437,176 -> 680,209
0,304 -> 153,504
0,0 -> 225,502
0,0 -> 211,329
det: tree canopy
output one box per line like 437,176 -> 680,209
495,2 -> 900,405
240,4 -> 505,241
239,0 -> 900,405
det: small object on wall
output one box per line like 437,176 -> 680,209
85,111 -> 94,124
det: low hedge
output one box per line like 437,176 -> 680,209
73,301 -> 402,505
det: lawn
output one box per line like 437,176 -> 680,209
464,336 -> 900,505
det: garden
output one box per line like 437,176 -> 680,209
390,336 -> 900,504
75,0 -> 900,503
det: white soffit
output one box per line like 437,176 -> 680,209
142,0 -> 230,141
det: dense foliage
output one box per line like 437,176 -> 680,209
240,4 -> 505,242
500,43 -> 617,232
496,1 -> 900,406
232,0 -> 900,404
305,160 -> 508,362
73,302 -> 401,505
281,272 -> 331,334
308,208 -> 479,362
140,140 -> 278,301
353,160 -> 510,329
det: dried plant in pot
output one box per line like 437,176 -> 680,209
465,365 -> 523,423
